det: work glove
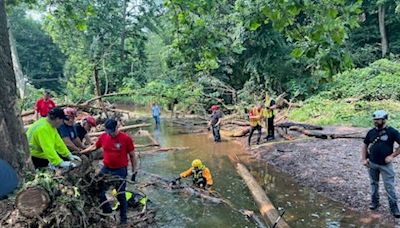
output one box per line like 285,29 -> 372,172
68,154 -> 82,162
131,172 -> 137,182
171,177 -> 181,185
59,161 -> 76,168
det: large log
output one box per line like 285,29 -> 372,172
236,163 -> 290,228
16,187 -> 50,218
81,92 -> 135,105
21,109 -> 35,117
138,147 -> 189,155
275,121 -> 323,130
289,126 -> 365,139
88,123 -> 151,137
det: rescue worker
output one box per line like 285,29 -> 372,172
111,188 -> 148,211
27,107 -> 81,169
34,90 -> 56,120
58,108 -> 86,152
81,119 -> 138,225
248,103 -> 264,146
362,110 -> 400,218
174,159 -> 213,189
208,105 -> 223,142
263,93 -> 277,140
74,115 -> 97,146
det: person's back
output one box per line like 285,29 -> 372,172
74,122 -> 87,141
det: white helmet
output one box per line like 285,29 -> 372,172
372,110 -> 388,120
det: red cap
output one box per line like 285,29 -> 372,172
64,107 -> 77,117
85,116 -> 97,127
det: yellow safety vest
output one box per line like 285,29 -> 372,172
249,107 -> 262,127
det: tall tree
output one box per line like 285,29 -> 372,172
0,0 -> 32,176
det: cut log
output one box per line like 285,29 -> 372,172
88,123 -> 151,137
276,121 -> 323,130
81,92 -> 135,105
21,109 -> 34,117
16,187 -> 50,218
139,147 -> 189,155
276,128 -> 295,141
289,126 -> 365,139
135,129 -> 160,146
236,163 -> 289,228
135,143 -> 160,149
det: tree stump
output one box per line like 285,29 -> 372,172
16,187 -> 50,218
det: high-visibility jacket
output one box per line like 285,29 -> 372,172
249,107 -> 262,127
111,189 -> 147,210
180,165 -> 213,186
264,94 -> 275,118
27,118 -> 71,166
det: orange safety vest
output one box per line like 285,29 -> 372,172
249,107 -> 262,127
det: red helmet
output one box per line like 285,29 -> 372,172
211,105 -> 219,111
85,116 -> 96,127
63,107 -> 77,117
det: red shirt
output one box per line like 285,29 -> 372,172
35,98 -> 56,117
95,131 -> 135,169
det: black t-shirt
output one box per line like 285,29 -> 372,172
210,110 -> 223,126
364,126 -> 400,165
74,123 -> 87,141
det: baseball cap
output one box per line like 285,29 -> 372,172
0,159 -> 19,199
48,107 -> 68,120
104,119 -> 118,134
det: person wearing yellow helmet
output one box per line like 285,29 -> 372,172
173,159 -> 213,188
110,188 -> 148,212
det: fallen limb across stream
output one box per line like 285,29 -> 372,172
289,126 -> 365,139
236,163 -> 290,228
88,123 -> 151,137
138,147 -> 190,156
139,171 -> 266,227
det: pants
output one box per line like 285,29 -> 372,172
248,124 -> 262,145
212,125 -> 221,142
153,115 -> 160,126
369,161 -> 398,210
267,116 -> 275,138
99,166 -> 128,224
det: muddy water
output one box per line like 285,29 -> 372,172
128,119 -> 387,227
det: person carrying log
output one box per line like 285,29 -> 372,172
34,90 -> 56,120
74,115 -> 97,146
27,107 -> 82,169
362,110 -> 400,218
263,93 -> 277,140
81,119 -> 138,225
173,159 -> 213,189
58,108 -> 86,152
208,105 -> 223,142
248,103 -> 264,146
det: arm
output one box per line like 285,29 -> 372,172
180,167 -> 193,178
62,137 -> 81,152
81,144 -> 97,154
84,134 -> 93,145
361,143 -> 369,161
203,168 -> 213,186
386,130 -> 400,162
74,138 -> 86,149
55,133 -> 72,158
129,151 -> 138,173
39,132 -> 67,166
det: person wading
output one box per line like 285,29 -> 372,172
151,103 -> 161,127
208,105 -> 223,142
35,90 -> 56,120
27,108 -> 81,169
263,93 -> 277,140
82,119 -> 138,225
173,159 -> 213,189
361,110 -> 400,218
248,103 -> 264,146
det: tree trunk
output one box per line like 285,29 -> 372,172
0,0 -> 32,176
92,64 -> 102,107
378,5 -> 388,57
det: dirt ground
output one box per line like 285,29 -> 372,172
242,125 -> 400,222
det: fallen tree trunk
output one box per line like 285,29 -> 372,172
81,92 -> 135,105
289,126 -> 365,139
276,128 -> 295,141
21,109 -> 35,117
138,147 -> 189,155
236,163 -> 290,228
88,123 -> 151,137
225,120 -> 249,127
276,121 -> 323,130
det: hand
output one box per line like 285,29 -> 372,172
131,172 -> 137,182
385,155 -> 395,164
171,177 -> 181,185
362,159 -> 369,167
69,154 -> 82,162
59,161 -> 76,168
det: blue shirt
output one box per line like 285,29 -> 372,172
58,123 -> 78,141
152,105 -> 160,117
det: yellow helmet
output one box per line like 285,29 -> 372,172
192,159 -> 203,168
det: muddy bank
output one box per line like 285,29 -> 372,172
241,126 -> 400,223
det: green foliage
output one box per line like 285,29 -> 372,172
20,84 -> 43,111
320,59 -> 400,100
9,6 -> 66,93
